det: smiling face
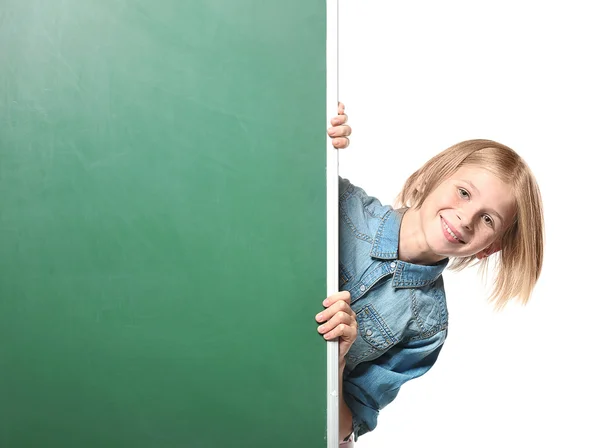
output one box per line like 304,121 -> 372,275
417,165 -> 517,259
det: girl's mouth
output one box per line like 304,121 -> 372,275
441,217 -> 465,244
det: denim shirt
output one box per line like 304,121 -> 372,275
339,177 -> 449,440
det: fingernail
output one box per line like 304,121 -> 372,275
322,299 -> 328,306
327,128 -> 334,135
318,325 -> 325,332
316,313 -> 323,321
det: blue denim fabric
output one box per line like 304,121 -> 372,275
339,177 -> 449,440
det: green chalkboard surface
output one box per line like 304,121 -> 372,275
0,1 -> 327,447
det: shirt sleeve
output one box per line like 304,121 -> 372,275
342,330 -> 446,440
339,176 -> 351,197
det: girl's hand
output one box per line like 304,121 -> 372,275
327,102 -> 352,149
315,291 -> 357,361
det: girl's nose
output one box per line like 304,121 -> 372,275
456,210 -> 474,231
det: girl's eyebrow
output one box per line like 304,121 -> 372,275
460,179 -> 479,195
460,179 -> 505,226
489,210 -> 504,227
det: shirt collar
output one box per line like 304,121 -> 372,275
370,207 -> 448,288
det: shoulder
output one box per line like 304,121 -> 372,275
339,177 -> 390,220
338,177 -> 393,246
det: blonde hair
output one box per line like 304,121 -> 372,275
395,139 -> 544,309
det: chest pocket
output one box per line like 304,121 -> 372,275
345,304 -> 398,371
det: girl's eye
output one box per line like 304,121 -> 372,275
458,188 -> 470,199
483,215 -> 494,227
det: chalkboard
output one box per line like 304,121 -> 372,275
0,1 -> 327,447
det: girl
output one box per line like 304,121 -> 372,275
317,103 -> 544,446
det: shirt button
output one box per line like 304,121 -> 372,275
359,285 -> 366,292
366,329 -> 373,336
390,262 -> 396,269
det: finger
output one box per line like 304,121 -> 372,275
331,137 -> 349,149
337,102 -> 347,125
316,297 -> 354,323
323,291 -> 351,307
330,113 -> 348,127
331,103 -> 348,126
324,322 -> 358,341
317,310 -> 356,335
327,124 -> 352,138
316,302 -> 354,324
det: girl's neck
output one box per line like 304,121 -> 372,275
398,207 -> 446,266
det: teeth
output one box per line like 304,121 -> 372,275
443,221 -> 460,241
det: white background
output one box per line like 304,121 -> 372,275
336,1 -> 600,447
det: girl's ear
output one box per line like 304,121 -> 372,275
475,241 -> 502,260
